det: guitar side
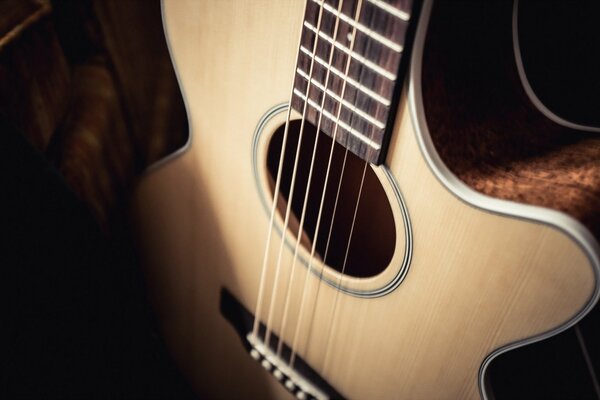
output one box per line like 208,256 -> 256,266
130,1 -> 600,398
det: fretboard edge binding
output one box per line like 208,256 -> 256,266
311,0 -> 404,53
296,67 -> 386,129
293,88 -> 382,151
304,21 -> 397,81
299,45 -> 391,106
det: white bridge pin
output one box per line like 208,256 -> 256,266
285,379 -> 295,391
261,359 -> 272,371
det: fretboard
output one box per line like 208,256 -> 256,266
291,0 -> 415,165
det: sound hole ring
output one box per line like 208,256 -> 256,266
252,104 -> 413,298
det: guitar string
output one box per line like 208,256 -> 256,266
261,0 -> 328,349
262,0 -> 344,351
274,0 -> 347,358
251,0 -> 327,343
320,160 -> 367,374
288,0 -> 366,369
575,324 -> 600,399
296,0 -> 375,369
318,0 -> 380,373
291,147 -> 349,363
319,148 -> 349,274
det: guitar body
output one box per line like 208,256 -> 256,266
131,0 -> 600,398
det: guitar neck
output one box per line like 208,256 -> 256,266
290,0 -> 416,164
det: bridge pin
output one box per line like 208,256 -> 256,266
261,359 -> 272,371
285,379 -> 295,391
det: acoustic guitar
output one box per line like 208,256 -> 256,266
132,0 -> 600,398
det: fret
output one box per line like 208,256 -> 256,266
298,46 -> 396,104
296,67 -> 386,129
303,21 -> 397,81
292,93 -> 384,162
302,1 -> 406,86
312,0 -> 403,53
298,45 -> 391,106
366,0 -> 410,21
306,21 -> 403,80
304,0 -> 338,39
291,83 -> 386,162
336,79 -> 389,122
292,73 -> 386,140
358,2 -> 409,49
293,88 -> 381,151
293,0 -> 416,164
292,69 -> 386,140
305,0 -> 358,29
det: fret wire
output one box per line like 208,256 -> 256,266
297,67 -> 386,129
366,0 -> 410,21
293,88 -> 382,150
299,45 -> 391,106
312,0 -> 403,53
350,0 -> 379,151
303,21 -> 397,81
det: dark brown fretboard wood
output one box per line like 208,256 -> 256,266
291,0 -> 415,164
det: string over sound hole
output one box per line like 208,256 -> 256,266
266,120 -> 396,278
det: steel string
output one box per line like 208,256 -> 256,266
287,0 -> 366,369
251,0 -> 327,344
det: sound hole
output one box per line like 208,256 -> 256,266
266,120 -> 396,278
